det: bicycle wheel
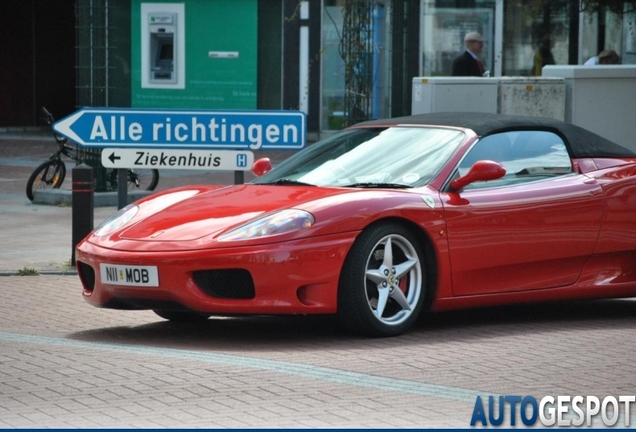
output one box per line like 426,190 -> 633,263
109,169 -> 159,191
26,159 -> 66,201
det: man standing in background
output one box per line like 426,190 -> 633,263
452,32 -> 485,77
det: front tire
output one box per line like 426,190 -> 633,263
338,222 -> 427,337
26,159 -> 66,201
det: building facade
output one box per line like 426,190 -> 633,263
1,0 -> 635,136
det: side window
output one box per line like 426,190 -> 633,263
458,133 -> 514,175
507,131 -> 572,177
458,131 -> 573,190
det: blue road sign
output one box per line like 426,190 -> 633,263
53,107 -> 306,150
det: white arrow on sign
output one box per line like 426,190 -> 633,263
101,148 -> 254,171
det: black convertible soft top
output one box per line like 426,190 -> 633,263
357,112 -> 635,158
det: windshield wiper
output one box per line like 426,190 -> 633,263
342,182 -> 413,189
265,179 -> 316,186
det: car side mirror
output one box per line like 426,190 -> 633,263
251,158 -> 272,177
450,160 -> 506,190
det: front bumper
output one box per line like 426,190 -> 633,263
75,232 -> 357,315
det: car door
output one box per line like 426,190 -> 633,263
440,131 -> 604,296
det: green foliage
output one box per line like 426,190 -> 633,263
17,267 -> 39,276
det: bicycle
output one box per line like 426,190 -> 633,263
26,107 -> 159,201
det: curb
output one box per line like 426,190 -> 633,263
0,270 -> 78,276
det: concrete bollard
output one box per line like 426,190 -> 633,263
72,164 -> 94,266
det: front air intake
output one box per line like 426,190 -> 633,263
77,261 -> 95,291
193,269 -> 255,299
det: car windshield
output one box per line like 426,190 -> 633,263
253,126 -> 465,188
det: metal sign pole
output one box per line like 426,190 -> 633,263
117,168 -> 127,209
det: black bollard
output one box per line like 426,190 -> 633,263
72,164 -> 94,267
117,168 -> 128,210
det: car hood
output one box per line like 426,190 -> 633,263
117,184 -> 360,242
87,183 -> 443,252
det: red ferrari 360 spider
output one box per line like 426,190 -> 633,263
75,112 -> 636,336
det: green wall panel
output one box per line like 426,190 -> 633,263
131,0 -> 257,109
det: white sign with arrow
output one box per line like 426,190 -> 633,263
101,148 -> 254,171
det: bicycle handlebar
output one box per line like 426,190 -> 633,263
41,106 -> 67,144
41,106 -> 55,125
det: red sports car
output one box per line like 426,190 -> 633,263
75,112 -> 636,337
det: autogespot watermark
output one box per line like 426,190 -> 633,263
470,395 -> 636,427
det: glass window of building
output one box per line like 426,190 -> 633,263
321,0 -> 389,131
581,6 -> 632,65
322,1 -> 347,131
503,0 -> 570,76
420,0 -> 497,76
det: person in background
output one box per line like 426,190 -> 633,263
451,32 -> 486,77
532,35 -> 555,76
584,49 -> 621,65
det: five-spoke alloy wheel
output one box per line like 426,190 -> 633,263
338,222 -> 427,337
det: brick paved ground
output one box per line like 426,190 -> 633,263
2,276 -> 636,428
2,136 -> 636,428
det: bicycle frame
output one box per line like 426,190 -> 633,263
42,107 -> 83,165
28,107 -> 159,199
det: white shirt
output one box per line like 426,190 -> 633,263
584,56 -> 598,66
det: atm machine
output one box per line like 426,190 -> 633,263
149,12 -> 177,84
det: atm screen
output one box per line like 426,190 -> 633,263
158,42 -> 173,61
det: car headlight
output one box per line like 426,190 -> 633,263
217,209 -> 315,242
94,204 -> 139,237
